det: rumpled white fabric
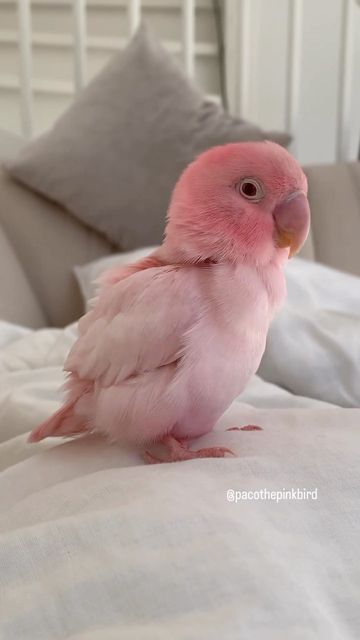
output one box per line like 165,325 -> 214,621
0,320 -> 359,639
260,258 -> 360,407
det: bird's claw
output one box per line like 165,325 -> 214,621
226,425 -> 263,431
143,437 -> 235,464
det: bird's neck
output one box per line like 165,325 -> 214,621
159,239 -> 287,271
158,240 -> 287,313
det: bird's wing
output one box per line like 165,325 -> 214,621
65,265 -> 199,387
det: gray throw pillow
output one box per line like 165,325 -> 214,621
8,25 -> 291,250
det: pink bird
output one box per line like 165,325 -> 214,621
29,142 -> 310,463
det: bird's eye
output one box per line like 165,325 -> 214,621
238,178 -> 264,201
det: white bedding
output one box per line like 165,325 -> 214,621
0,319 -> 359,639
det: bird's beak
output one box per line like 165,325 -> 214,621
273,191 -> 310,257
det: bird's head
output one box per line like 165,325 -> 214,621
164,141 -> 310,267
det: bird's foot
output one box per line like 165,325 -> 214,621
143,435 -> 235,465
226,425 -> 263,432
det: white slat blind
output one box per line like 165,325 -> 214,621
73,0 -> 87,91
224,0 -> 360,163
182,0 -> 195,77
128,0 -> 141,35
337,0 -> 354,160
285,0 -> 303,153
237,0 -> 250,118
17,0 -> 33,137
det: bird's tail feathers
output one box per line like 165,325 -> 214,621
28,400 -> 87,443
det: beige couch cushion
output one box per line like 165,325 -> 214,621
304,162 -> 360,276
0,129 -> 25,164
0,169 -> 113,327
298,226 -> 315,261
0,225 -> 47,328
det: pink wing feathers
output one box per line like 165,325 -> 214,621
29,252 -> 165,443
66,266 -> 197,385
28,264 -> 199,443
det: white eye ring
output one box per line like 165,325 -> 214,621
238,178 -> 264,202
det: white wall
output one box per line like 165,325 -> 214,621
225,0 -> 360,165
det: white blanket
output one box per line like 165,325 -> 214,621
0,321 -> 359,639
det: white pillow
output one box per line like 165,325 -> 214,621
75,253 -> 360,407
74,247 -> 158,304
259,258 -> 360,407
